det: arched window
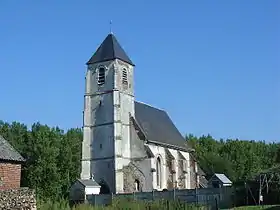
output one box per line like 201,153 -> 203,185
122,68 -> 128,85
134,179 -> 140,191
98,66 -> 105,85
156,157 -> 161,188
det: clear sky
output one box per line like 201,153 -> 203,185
0,1 -> 279,141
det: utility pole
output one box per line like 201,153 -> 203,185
258,175 -> 262,205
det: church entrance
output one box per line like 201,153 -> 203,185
99,180 -> 111,194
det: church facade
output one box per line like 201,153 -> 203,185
80,33 -> 207,194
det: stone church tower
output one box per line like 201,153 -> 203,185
81,33 -> 135,193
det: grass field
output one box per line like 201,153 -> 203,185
231,206 -> 279,210
38,199 -> 280,210
38,199 -> 206,210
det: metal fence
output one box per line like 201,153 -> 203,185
86,187 -> 233,209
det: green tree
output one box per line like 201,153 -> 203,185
187,134 -> 277,182
57,128 -> 82,198
24,123 -> 62,199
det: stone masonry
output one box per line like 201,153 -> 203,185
0,188 -> 36,210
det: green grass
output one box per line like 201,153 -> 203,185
37,198 -> 207,210
231,205 -> 278,210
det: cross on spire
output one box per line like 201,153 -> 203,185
110,20 -> 113,34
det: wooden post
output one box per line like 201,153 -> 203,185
215,197 -> 219,210
195,186 -> 198,206
133,191 -> 135,200
258,175 -> 262,205
245,181 -> 248,205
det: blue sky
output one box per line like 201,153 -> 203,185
0,1 -> 279,141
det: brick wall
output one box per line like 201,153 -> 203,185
0,161 -> 21,190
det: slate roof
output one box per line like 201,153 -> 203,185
0,135 -> 25,162
197,166 -> 208,188
78,179 -> 100,187
134,101 -> 192,151
87,33 -> 134,66
212,173 -> 232,184
199,176 -> 208,188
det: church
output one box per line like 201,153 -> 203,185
76,33 -> 207,195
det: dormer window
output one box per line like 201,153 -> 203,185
98,66 -> 105,85
122,68 -> 128,85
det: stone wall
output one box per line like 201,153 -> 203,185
189,156 -> 197,189
0,187 -> 36,210
123,162 -> 146,193
177,158 -> 186,189
0,161 -> 21,190
165,151 -> 174,189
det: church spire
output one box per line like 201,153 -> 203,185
86,34 -> 134,66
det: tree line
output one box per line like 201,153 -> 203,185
187,134 -> 280,206
187,134 -> 279,181
0,120 -> 279,200
0,121 -> 82,200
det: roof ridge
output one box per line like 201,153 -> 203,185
135,101 -> 165,111
110,34 -> 116,59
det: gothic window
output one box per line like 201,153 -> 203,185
134,179 -> 140,191
122,68 -> 128,85
98,66 -> 105,85
156,157 -> 161,188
